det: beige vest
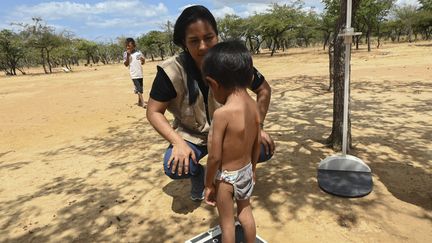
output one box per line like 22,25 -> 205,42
159,55 -> 222,146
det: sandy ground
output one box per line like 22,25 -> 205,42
0,41 -> 431,243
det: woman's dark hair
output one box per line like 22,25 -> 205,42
202,41 -> 253,90
173,5 -> 218,49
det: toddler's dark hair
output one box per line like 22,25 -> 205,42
202,41 -> 253,90
125,38 -> 135,45
173,5 -> 218,49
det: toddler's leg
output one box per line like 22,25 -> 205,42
216,181 -> 235,243
237,199 -> 256,243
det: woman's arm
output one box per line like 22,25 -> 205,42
252,80 -> 275,156
146,98 -> 196,175
253,79 -> 271,124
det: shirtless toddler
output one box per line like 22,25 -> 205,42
203,41 -> 261,243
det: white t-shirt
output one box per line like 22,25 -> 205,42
123,50 -> 144,79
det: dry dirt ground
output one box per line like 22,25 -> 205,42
0,41 -> 431,242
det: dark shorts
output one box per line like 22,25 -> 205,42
132,78 -> 143,94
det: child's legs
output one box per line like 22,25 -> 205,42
132,78 -> 144,104
216,181 -> 235,243
162,141 -> 207,179
137,93 -> 144,105
237,199 -> 256,243
138,78 -> 145,104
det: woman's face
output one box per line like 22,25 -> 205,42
184,19 -> 218,70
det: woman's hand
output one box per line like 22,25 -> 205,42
260,129 -> 275,156
147,98 -> 197,176
168,140 -> 197,176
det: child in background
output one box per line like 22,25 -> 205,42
203,41 -> 261,243
123,38 -> 146,108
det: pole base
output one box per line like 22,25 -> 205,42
317,155 -> 373,197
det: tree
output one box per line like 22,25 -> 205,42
17,17 -> 64,74
218,14 -> 246,41
244,15 -> 267,54
21,18 -> 64,73
95,41 -> 123,65
51,35 -> 73,70
357,0 -> 394,51
322,0 -> 341,91
0,29 -> 27,75
393,5 -> 418,42
161,20 -> 177,56
320,2 -> 339,51
415,1 -> 432,39
326,0 -> 361,151
77,39 -> 98,65
139,31 -> 168,60
259,3 -> 301,56
294,10 -> 322,47
418,0 -> 432,11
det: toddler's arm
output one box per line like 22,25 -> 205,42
123,51 -> 130,67
205,110 -> 227,205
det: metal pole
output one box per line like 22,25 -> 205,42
346,0 -> 352,28
342,0 -> 353,156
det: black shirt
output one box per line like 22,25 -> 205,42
150,53 -> 266,103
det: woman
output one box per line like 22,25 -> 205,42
146,5 -> 275,200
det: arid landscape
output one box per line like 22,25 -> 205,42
0,41 -> 431,242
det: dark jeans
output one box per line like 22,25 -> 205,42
132,78 -> 143,94
163,141 -> 272,179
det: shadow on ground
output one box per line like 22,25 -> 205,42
1,75 -> 431,242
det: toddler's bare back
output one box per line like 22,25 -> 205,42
219,91 -> 260,171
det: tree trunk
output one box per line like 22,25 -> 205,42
267,39 -> 272,50
377,25 -> 381,49
248,36 -> 254,53
326,0 -> 359,151
160,47 -> 165,60
255,38 -> 264,54
16,67 -> 26,75
41,49 -> 48,74
46,49 -> 53,73
323,33 -> 330,50
355,35 -> 360,50
270,37 -> 277,56
10,59 -> 17,75
367,28 -> 371,52
408,28 -> 413,42
328,39 -> 334,92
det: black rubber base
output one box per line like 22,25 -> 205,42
318,169 -> 373,197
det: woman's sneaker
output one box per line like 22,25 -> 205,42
190,191 -> 205,201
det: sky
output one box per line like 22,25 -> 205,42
0,0 -> 420,42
